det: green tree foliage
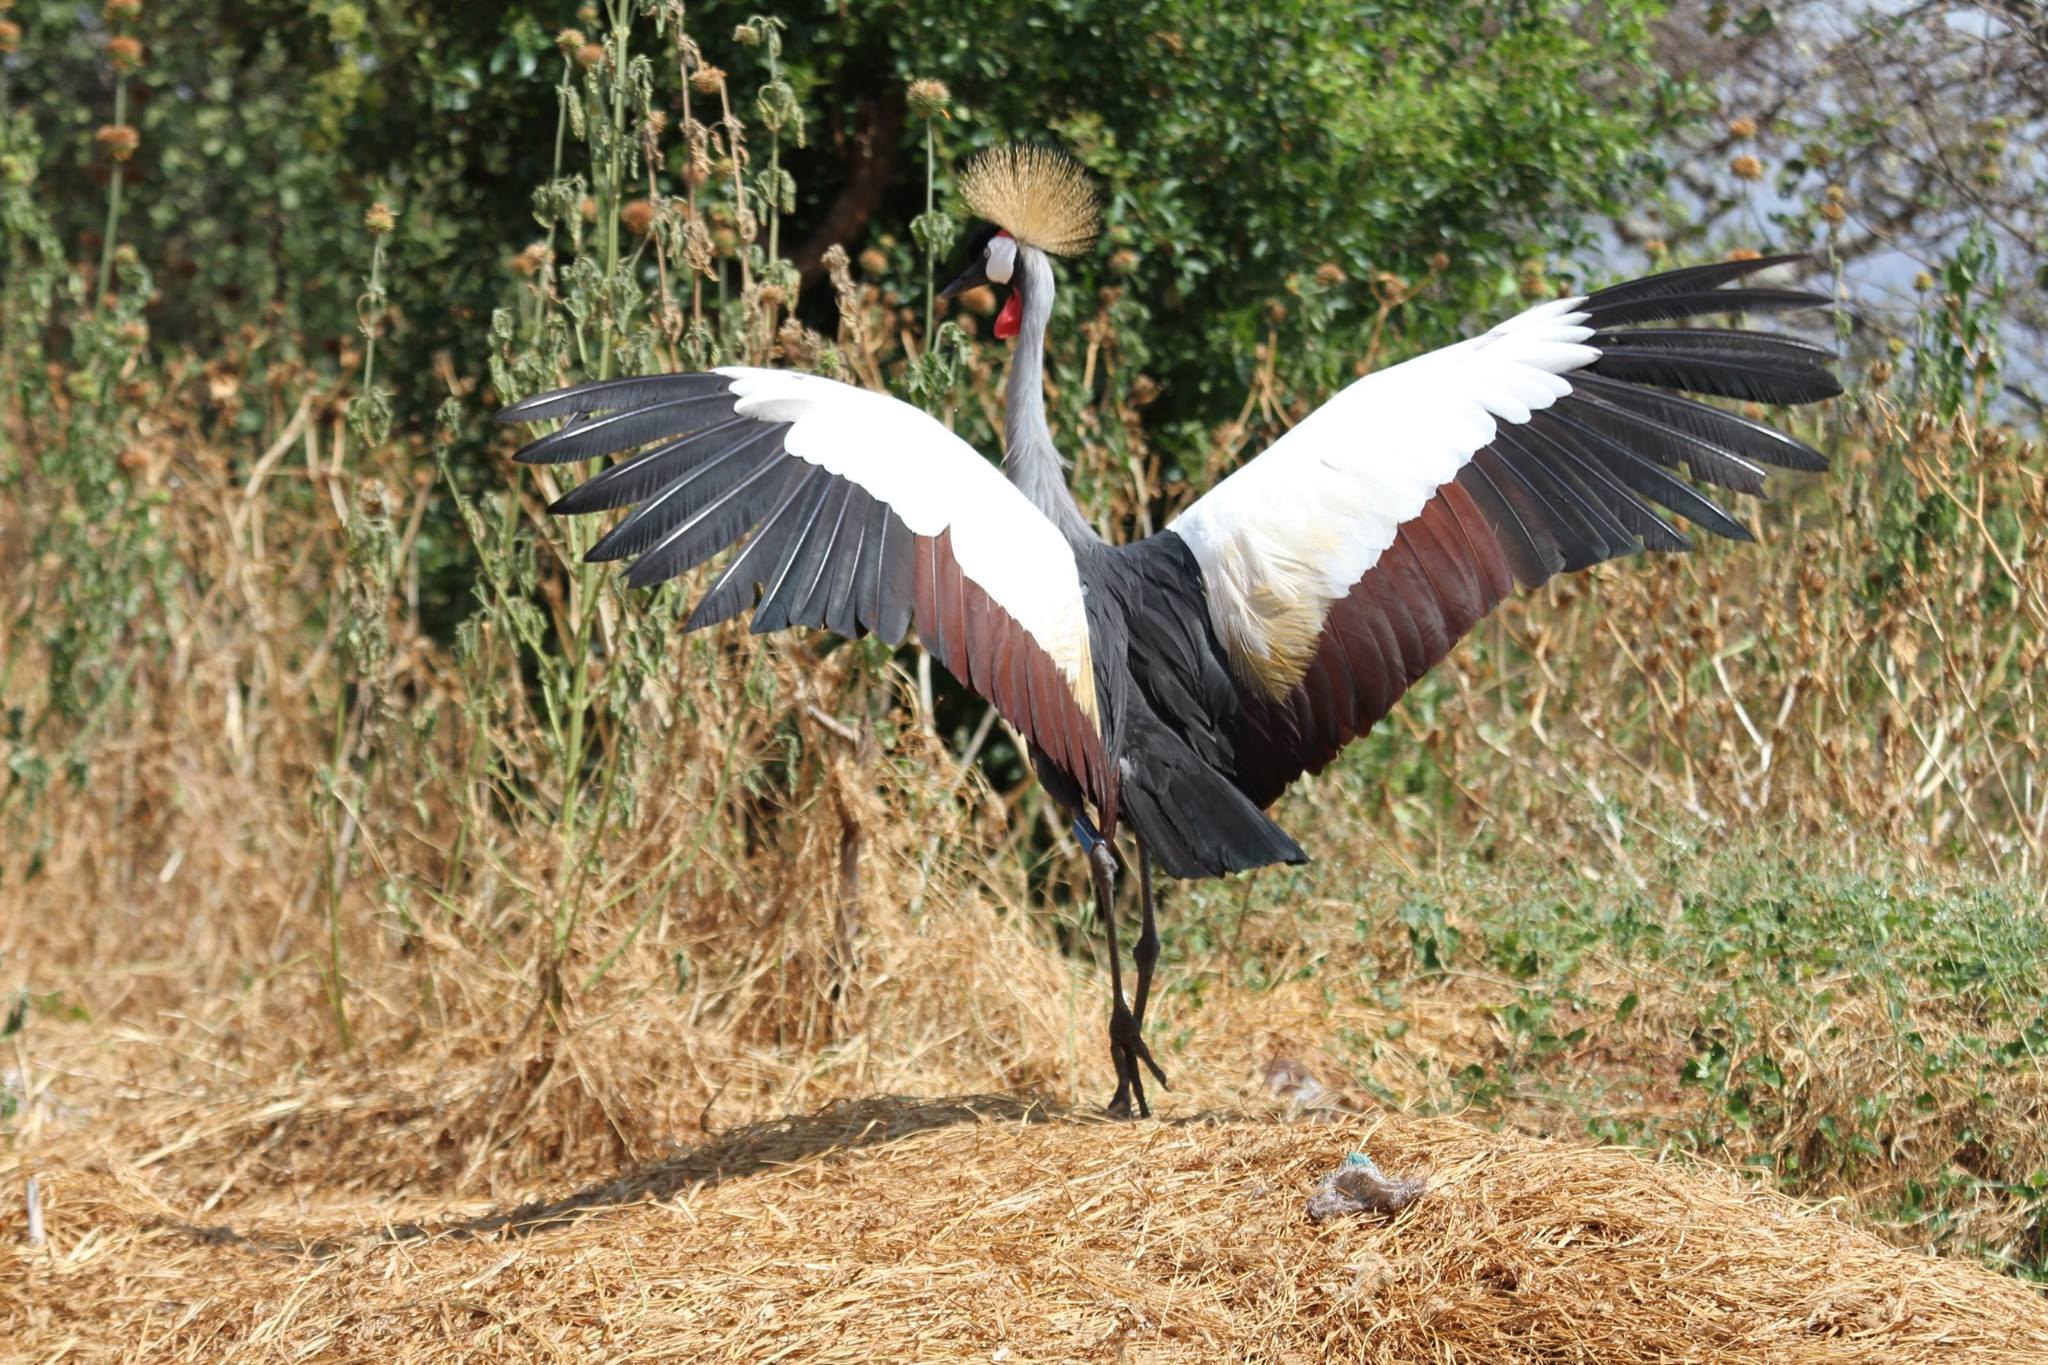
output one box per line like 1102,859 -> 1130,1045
7,0 -> 1669,443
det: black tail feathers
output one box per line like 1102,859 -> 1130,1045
1118,722 -> 1308,879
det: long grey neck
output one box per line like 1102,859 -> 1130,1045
1004,245 -> 1100,548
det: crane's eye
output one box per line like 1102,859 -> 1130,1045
985,233 -> 1017,286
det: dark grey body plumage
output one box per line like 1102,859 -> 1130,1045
1047,536 -> 1306,881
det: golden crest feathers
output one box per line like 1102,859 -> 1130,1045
958,144 -> 1101,258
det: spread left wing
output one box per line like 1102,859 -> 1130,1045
498,367 -> 1117,815
1167,255 -> 1841,806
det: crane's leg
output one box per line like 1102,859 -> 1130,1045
1128,837 -> 1169,1098
1073,817 -> 1137,1118
1073,817 -> 1166,1118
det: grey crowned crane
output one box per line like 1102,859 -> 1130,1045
499,144 -> 1841,1118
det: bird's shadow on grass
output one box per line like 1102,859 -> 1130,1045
167,1091 -> 1068,1258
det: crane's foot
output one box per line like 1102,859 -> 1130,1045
1105,998 -> 1170,1119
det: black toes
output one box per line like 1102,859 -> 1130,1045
1131,1034 -> 1169,1090
1104,1002 -> 1163,1119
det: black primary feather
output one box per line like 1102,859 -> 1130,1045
756,478 -> 856,634
684,466 -> 835,629
1523,422 -> 1691,552
548,417 -> 761,515
623,460 -> 799,588
1580,286 -> 1831,329
497,372 -> 731,425
1588,329 -> 1841,405
582,426 -> 786,562
1553,398 -> 1769,496
1576,253 -> 1810,314
1540,410 -> 1755,542
1571,375 -> 1829,473
513,393 -> 740,465
1495,424 -> 1643,557
818,487 -> 876,639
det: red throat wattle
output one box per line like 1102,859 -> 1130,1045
994,290 -> 1023,341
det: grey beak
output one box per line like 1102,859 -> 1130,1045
938,258 -> 988,300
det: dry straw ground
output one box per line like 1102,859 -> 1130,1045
6,813 -> 2048,1360
12,1097 -> 2048,1362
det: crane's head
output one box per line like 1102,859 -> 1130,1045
939,225 -> 1024,339
936,144 -> 1100,343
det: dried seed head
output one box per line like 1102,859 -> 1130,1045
1913,270 -> 1935,291
858,246 -> 888,275
777,316 -> 818,364
1314,262 -> 1345,287
555,28 -> 584,53
1428,251 -> 1451,273
621,198 -> 655,236
643,109 -> 668,138
1819,200 -> 1845,224
732,23 -> 760,45
690,65 -> 726,94
1726,116 -> 1758,139
683,218 -> 715,275
1725,247 -> 1762,262
363,201 -> 396,235
958,144 -> 1100,257
511,242 -> 551,276
95,124 -> 141,162
104,0 -> 142,18
1644,237 -> 1669,259
576,42 -> 606,71
106,34 -> 143,71
906,78 -> 951,121
1825,183 -> 1847,203
1730,154 -> 1764,182
1108,247 -> 1139,275
0,20 -> 18,54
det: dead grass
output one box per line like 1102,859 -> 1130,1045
5,851 -> 2045,1360
9,1101 -> 2048,1363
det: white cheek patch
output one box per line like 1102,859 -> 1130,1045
985,233 -> 1017,285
